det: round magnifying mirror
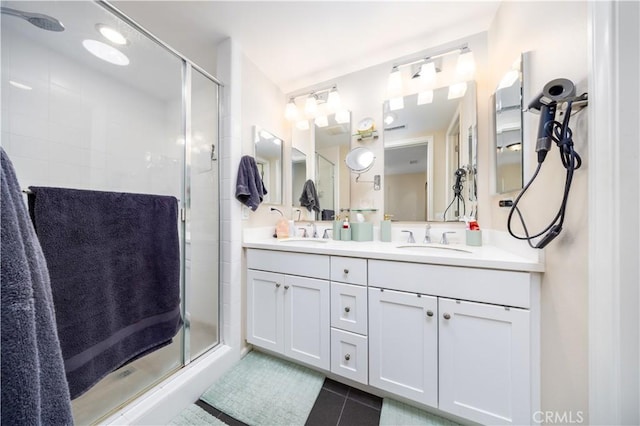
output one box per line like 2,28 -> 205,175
345,147 -> 375,173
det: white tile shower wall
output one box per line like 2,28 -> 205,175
2,31 -> 182,198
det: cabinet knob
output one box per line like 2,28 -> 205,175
344,306 -> 351,313
443,313 -> 451,320
343,268 -> 349,274
344,354 -> 351,361
284,285 -> 290,290
275,283 -> 281,288
426,310 -> 434,317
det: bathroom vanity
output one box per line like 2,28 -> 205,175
244,237 -> 542,425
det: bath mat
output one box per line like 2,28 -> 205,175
379,398 -> 461,426
168,404 -> 227,425
200,350 -> 324,426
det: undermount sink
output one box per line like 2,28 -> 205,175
277,238 -> 329,244
395,244 -> 472,254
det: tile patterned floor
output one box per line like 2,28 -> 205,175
196,378 -> 382,426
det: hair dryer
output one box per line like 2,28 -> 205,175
527,78 -> 576,163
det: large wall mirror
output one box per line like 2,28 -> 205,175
494,55 -> 524,193
315,112 -> 351,220
253,125 -> 283,204
383,81 -> 477,221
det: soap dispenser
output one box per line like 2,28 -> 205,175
380,214 -> 393,242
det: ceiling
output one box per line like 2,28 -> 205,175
112,1 -> 501,93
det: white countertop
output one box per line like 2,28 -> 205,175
243,236 -> 545,273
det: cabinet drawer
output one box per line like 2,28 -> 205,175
331,282 -> 368,335
331,256 -> 367,285
247,249 -> 330,280
331,328 -> 368,385
368,260 -> 531,308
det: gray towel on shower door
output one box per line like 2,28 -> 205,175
28,186 -> 182,399
0,148 -> 74,425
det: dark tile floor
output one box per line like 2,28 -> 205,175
196,378 -> 382,426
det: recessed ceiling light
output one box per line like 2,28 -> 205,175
96,24 -> 128,45
82,39 -> 129,66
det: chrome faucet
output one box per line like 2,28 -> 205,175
401,230 -> 415,243
298,227 -> 309,238
322,229 -> 331,239
423,224 -> 431,244
440,231 -> 456,245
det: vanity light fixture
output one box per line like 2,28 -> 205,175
96,24 -> 128,45
387,44 -> 475,105
284,85 -> 344,128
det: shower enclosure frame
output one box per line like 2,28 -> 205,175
96,0 -> 223,371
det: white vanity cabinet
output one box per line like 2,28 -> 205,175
368,259 -> 538,426
246,250 -> 330,370
368,288 -> 438,407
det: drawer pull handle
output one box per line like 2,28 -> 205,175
443,313 -> 451,320
284,285 -> 290,290
426,310 -> 433,317
344,306 -> 351,313
344,354 -> 351,361
275,283 -> 281,288
343,268 -> 349,274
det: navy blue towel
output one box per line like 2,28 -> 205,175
0,148 -> 74,425
235,155 -> 267,211
28,186 -> 182,399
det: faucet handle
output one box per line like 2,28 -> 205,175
440,231 -> 456,245
322,229 -> 331,239
423,224 -> 431,244
401,230 -> 415,243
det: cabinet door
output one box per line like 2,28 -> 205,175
439,298 -> 530,425
283,275 -> 330,370
369,288 -> 438,407
247,269 -> 284,353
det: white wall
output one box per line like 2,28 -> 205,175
487,1 -> 589,422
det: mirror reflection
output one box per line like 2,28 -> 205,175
314,112 -> 350,220
291,147 -> 306,208
494,56 -> 523,193
253,125 -> 282,204
383,82 -> 477,221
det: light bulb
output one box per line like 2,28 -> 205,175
384,112 -> 397,126
304,95 -> 318,117
456,50 -> 476,78
419,62 -> 436,88
327,88 -> 341,112
285,99 -> 298,121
